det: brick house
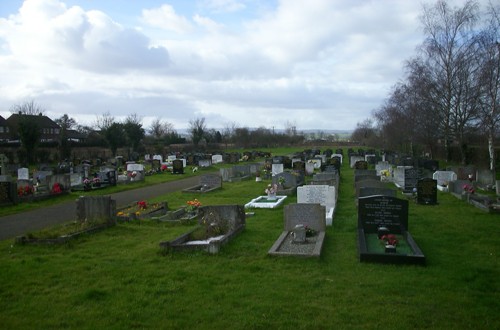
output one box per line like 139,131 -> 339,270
0,115 -> 10,142
6,113 -> 61,143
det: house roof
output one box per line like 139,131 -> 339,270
6,113 -> 61,129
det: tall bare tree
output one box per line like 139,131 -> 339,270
189,117 -> 206,146
419,0 -> 480,162
476,3 -> 500,172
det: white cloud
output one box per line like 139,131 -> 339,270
3,0 -> 482,131
200,0 -> 246,13
141,4 -> 193,34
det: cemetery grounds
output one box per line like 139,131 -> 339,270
0,147 -> 498,329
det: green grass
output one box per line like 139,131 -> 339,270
0,149 -> 499,329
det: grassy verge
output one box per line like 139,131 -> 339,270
0,150 -> 499,328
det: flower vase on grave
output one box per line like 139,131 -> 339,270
267,192 -> 277,201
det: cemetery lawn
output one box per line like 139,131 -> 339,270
0,150 -> 499,329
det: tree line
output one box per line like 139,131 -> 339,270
351,0 -> 499,172
8,104 -> 310,164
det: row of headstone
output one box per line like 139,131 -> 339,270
220,164 -> 259,182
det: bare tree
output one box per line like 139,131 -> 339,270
476,2 -> 500,172
419,0 -> 480,162
189,117 -> 206,146
10,100 -> 45,115
94,111 -> 115,131
149,117 -> 174,139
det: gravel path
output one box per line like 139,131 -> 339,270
0,176 -> 200,241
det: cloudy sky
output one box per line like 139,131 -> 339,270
0,0 -> 482,132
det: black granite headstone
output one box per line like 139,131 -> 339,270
358,195 -> 408,233
417,178 -> 437,205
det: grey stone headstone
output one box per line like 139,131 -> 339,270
272,164 -> 284,176
476,169 -> 495,186
220,168 -> 233,182
404,168 -> 419,193
305,163 -> 315,175
212,154 -> 223,164
375,161 -> 391,175
200,174 -> 222,188
284,204 -> 326,232
432,171 -> 457,186
297,185 -> 336,210
70,173 -> 83,187
76,196 -> 116,224
17,167 -> 29,181
272,172 -> 297,188
355,179 -> 387,198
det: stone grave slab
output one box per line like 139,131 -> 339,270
160,205 -> 246,254
268,204 -> 326,258
183,174 -> 222,193
245,195 -> 287,209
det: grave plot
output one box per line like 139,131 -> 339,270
432,170 -> 457,192
182,174 -> 222,193
151,199 -> 202,224
357,195 -> 426,265
16,196 -> 117,244
116,200 -> 168,221
244,195 -> 287,209
268,204 -> 326,258
159,205 -> 245,254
